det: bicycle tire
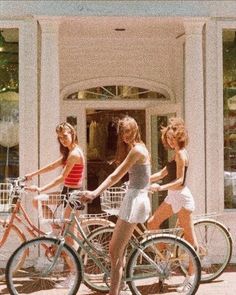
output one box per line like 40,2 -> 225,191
193,219 -> 233,282
127,234 -> 201,295
0,220 -> 26,280
78,226 -> 114,293
80,217 -> 115,235
6,236 -> 82,295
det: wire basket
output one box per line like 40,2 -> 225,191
100,187 -> 126,215
78,212 -> 110,220
36,192 -> 66,225
0,183 -> 13,213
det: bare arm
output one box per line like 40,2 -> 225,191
94,148 -> 143,197
158,151 -> 186,191
150,166 -> 168,182
39,152 -> 82,193
26,148 -> 83,193
81,146 -> 144,202
25,158 -> 63,179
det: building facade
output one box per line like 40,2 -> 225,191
0,1 -> 236,261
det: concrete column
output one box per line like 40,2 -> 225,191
19,19 -> 38,220
205,20 -> 222,213
38,19 -> 60,187
184,20 -> 205,213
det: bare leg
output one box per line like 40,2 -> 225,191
146,202 -> 174,253
32,198 -> 38,209
64,206 -> 75,246
147,201 -> 173,230
109,218 -> 136,295
178,208 -> 197,248
178,208 -> 198,275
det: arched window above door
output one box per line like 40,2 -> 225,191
65,85 -> 168,100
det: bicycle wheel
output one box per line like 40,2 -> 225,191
80,216 -> 115,235
0,220 -> 26,280
6,237 -> 82,295
78,226 -> 113,293
194,219 -> 233,282
127,234 -> 201,295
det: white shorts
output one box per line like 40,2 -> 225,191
164,186 -> 195,213
119,189 -> 151,224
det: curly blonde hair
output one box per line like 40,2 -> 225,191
161,117 -> 188,149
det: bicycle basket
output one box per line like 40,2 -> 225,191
0,183 -> 13,213
78,212 -> 110,220
36,192 -> 66,225
100,186 -> 126,215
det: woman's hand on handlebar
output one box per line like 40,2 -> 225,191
149,183 -> 161,192
79,191 -> 96,203
24,173 -> 34,181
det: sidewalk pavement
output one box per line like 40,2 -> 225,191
79,265 -> 236,295
0,265 -> 235,295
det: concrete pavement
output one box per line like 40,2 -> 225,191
78,265 -> 236,295
0,265 -> 235,294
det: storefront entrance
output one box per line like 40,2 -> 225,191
61,83 -> 181,219
86,109 -> 145,213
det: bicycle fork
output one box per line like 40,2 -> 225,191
41,238 -> 65,276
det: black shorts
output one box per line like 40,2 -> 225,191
61,186 -> 84,210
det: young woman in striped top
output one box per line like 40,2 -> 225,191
25,122 -> 84,245
25,122 -> 84,196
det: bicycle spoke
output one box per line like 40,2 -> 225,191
6,237 -> 82,295
127,235 -> 201,295
194,220 -> 232,282
78,226 -> 113,292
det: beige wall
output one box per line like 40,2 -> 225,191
59,36 -> 182,102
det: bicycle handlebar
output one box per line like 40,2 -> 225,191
66,191 -> 85,210
7,177 -> 27,196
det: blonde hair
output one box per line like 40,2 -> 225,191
115,116 -> 142,164
161,117 -> 188,149
56,122 -> 78,162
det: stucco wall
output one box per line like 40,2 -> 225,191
59,36 -> 181,101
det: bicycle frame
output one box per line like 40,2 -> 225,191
63,213 -> 112,276
5,186 -> 202,295
50,209 -> 169,286
0,195 -> 46,246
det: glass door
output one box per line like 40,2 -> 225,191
146,105 -> 181,227
63,101 -> 181,217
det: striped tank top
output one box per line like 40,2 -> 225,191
64,163 -> 84,187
